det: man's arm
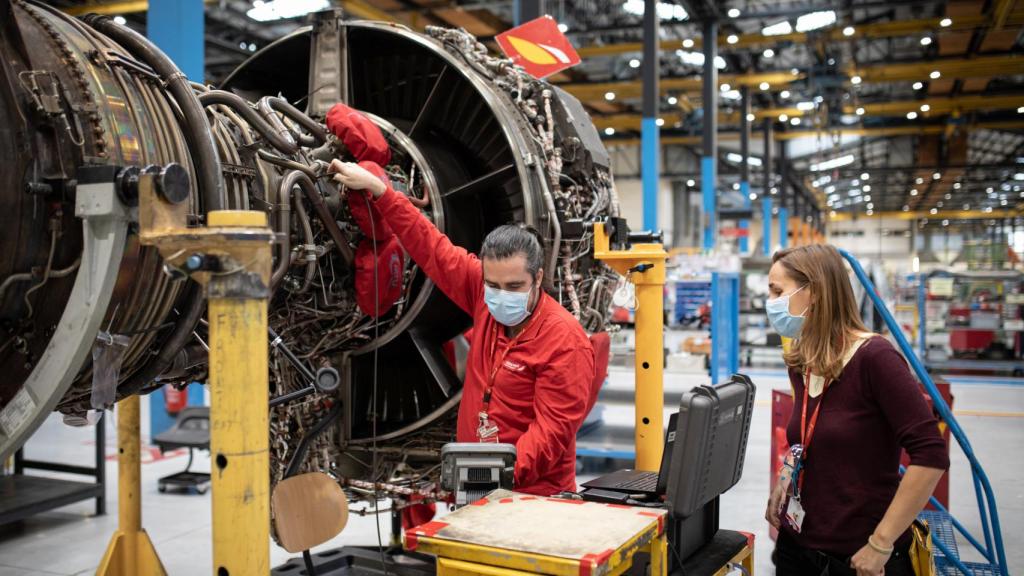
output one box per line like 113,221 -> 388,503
331,159 -> 482,314
514,337 -> 594,489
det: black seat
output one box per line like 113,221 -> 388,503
152,406 -> 211,494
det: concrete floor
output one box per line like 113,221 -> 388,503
0,368 -> 1021,575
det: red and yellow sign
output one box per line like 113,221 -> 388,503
496,16 -> 581,79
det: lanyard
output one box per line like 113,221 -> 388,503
481,316 -> 533,416
795,368 -> 832,494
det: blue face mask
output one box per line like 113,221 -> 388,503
766,285 -> 808,338
484,282 -> 536,327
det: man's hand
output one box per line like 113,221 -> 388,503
328,159 -> 387,198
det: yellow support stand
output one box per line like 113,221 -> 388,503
593,221 -> 668,471
132,168 -> 273,575
97,395 -> 167,576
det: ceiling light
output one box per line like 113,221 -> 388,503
861,172 -> 870,180
779,113 -> 789,122
604,127 -> 615,136
749,192 -> 758,200
763,48 -> 776,58
722,89 -> 742,100
826,185 -> 837,193
852,179 -> 860,186
629,58 -> 641,68
851,75 -> 862,85
762,21 -> 793,36
913,81 -> 924,90
907,111 -> 918,119
667,95 -> 678,105
985,206 -> 993,213
760,82 -> 770,90
732,182 -> 741,190
797,101 -> 815,111
867,203 -> 874,209
953,182 -> 961,189
810,154 -> 856,171
682,38 -> 695,48
916,177 -> 924,184
863,185 -> 872,192
746,113 -> 756,122
944,193 -> 952,200
780,90 -> 791,98
930,70 -> 941,79
113,15 -> 127,25
791,117 -> 801,125
656,118 -> 665,126
558,23 -> 569,32
920,104 -> 930,112
911,189 -> 919,196
791,68 -> 800,76
856,107 -> 865,115
940,18 -> 952,27
795,10 -> 837,32
942,219 -> 949,226
721,83 -> 732,92
933,172 -> 941,180
687,179 -> 696,187
1001,199 -> 1008,206
728,7 -> 741,18
247,0 -> 330,21
920,37 -> 932,46
622,0 -> 689,20
843,26 -> 855,36
930,208 -> 938,214
605,91 -> 616,101
1017,106 -> 1024,114
937,201 -> 944,207
727,34 -> 739,44
866,209 -> 874,215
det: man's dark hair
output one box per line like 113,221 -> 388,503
480,224 -> 545,277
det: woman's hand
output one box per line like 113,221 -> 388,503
765,480 -> 787,529
328,159 -> 387,198
850,542 -> 890,576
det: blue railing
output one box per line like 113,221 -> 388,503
840,250 -> 1007,576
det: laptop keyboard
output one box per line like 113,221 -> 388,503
616,472 -> 659,492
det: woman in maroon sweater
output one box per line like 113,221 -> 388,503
764,245 -> 949,576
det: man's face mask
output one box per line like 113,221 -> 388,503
484,280 -> 536,326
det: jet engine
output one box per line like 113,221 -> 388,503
0,0 -> 620,499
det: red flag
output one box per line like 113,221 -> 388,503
496,16 -> 580,79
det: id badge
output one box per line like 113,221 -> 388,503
785,497 -> 806,533
477,412 -> 500,443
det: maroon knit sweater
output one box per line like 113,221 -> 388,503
782,336 -> 950,556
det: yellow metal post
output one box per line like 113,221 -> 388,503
206,210 -> 272,576
593,222 -> 668,471
97,395 -> 167,575
134,167 -> 274,576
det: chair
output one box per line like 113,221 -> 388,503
273,472 -> 350,575
152,406 -> 211,494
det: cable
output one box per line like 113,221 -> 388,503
364,190 -> 389,575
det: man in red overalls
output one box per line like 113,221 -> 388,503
328,154 -> 595,497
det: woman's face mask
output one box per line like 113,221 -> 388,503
484,281 -> 536,326
766,285 -> 808,338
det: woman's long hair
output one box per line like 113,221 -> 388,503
773,244 -> 869,380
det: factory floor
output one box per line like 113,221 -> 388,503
0,366 -> 1021,575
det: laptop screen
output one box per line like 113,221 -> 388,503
655,412 -> 679,494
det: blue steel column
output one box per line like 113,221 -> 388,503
777,137 -> 789,249
701,19 -> 718,250
641,0 -> 659,232
762,119 -> 773,255
739,86 -> 751,253
148,0 -> 206,436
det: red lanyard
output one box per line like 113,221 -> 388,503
800,367 -> 832,448
481,318 -> 532,415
